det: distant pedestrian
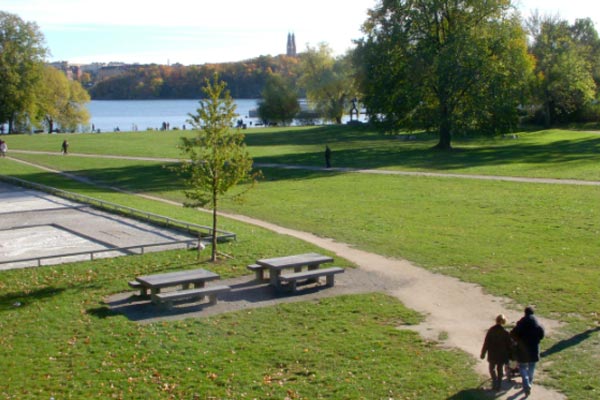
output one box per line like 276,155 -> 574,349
511,306 -> 545,397
480,314 -> 512,392
61,140 -> 69,155
325,145 -> 331,168
0,140 -> 7,157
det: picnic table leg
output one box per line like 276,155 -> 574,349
270,269 -> 281,290
193,282 -> 206,301
306,264 -> 319,284
150,288 -> 160,304
326,274 -> 335,287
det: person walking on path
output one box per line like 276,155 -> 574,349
325,145 -> 331,168
0,140 -> 7,157
481,314 -> 513,392
61,140 -> 69,155
511,306 -> 545,397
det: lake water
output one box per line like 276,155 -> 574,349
87,99 -> 260,132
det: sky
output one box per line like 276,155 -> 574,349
3,0 -> 600,66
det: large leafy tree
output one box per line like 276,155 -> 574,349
37,66 -> 90,133
299,44 -> 357,124
354,0 -> 533,149
0,11 -> 47,133
527,15 -> 597,126
257,73 -> 300,126
177,75 -> 258,262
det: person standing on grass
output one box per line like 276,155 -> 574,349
0,140 -> 7,157
511,306 -> 545,397
481,314 -> 512,392
61,140 -> 69,155
325,145 -> 331,168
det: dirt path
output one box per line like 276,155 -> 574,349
6,155 -> 567,399
219,213 -> 565,400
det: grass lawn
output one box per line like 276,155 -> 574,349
7,125 -> 600,180
0,162 -> 481,399
1,248 -> 480,399
3,125 -> 600,399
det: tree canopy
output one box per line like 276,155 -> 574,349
257,73 -> 300,125
37,65 -> 90,133
89,55 -> 302,100
0,11 -> 47,133
354,0 -> 533,149
299,44 -> 358,124
527,15 -> 598,126
177,75 -> 258,262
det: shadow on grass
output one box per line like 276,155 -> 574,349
446,389 -> 489,400
244,124 -> 382,147
541,327 -> 600,357
0,287 -> 66,312
254,135 -> 600,173
447,380 -> 527,400
86,305 -> 117,319
9,125 -> 600,189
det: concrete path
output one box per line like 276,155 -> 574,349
0,181 -> 196,270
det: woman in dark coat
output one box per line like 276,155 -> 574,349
481,314 -> 512,391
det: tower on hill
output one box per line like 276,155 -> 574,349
286,33 -> 297,57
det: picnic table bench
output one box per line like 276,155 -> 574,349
247,263 -> 267,281
256,252 -> 341,292
279,266 -> 344,292
154,285 -> 231,308
133,268 -> 228,307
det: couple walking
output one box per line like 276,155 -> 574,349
480,306 -> 545,397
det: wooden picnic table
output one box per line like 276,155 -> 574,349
136,268 -> 220,304
256,252 -> 334,289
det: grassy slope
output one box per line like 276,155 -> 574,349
3,125 -> 600,398
7,126 -> 600,179
0,159 -> 481,399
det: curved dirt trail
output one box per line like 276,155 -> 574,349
220,212 -> 565,400
6,155 -> 566,399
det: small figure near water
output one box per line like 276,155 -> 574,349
325,145 -> 331,168
61,140 -> 69,155
480,314 -> 512,392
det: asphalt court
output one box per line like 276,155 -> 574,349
0,181 -> 195,270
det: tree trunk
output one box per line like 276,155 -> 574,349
211,185 -> 218,262
544,94 -> 552,128
434,105 -> 453,150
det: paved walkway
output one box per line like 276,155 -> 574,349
10,149 -> 600,187
6,153 -> 567,399
0,181 -> 196,270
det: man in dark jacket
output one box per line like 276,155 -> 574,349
511,306 -> 545,397
481,314 -> 512,391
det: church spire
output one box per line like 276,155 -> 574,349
286,32 -> 297,57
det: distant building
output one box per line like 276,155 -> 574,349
286,32 -> 297,57
48,61 -> 82,80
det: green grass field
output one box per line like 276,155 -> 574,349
2,125 -> 600,399
8,126 -> 600,179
